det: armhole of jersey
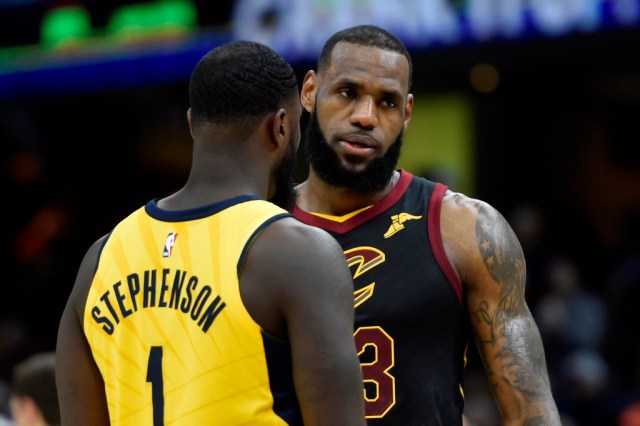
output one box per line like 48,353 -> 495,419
83,232 -> 113,332
428,183 -> 463,305
237,212 -> 291,275
92,231 -> 112,275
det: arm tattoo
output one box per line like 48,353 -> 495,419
475,204 -> 525,311
472,201 -> 550,398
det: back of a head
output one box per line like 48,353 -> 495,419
318,24 -> 413,88
12,352 -> 59,425
189,40 -> 298,129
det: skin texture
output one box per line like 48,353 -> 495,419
55,45 -> 366,425
296,39 -> 561,425
442,193 -> 560,424
10,396 -> 50,426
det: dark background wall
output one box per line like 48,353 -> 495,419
1,2 -> 639,424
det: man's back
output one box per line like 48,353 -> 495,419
86,197 -> 299,425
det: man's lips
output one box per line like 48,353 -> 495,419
338,135 -> 376,155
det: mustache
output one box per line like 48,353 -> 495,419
304,110 -> 402,194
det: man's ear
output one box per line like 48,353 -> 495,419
403,93 -> 414,131
186,108 -> 195,138
268,108 -> 288,152
300,70 -> 317,113
10,395 -> 41,423
23,396 -> 42,421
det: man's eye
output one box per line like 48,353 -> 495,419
339,88 -> 355,98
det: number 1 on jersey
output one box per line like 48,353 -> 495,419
147,346 -> 165,426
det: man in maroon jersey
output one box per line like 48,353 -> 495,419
292,24 -> 561,425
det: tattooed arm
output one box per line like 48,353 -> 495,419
440,190 -> 561,425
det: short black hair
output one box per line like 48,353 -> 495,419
189,40 -> 298,126
12,352 -> 59,425
318,25 -> 412,89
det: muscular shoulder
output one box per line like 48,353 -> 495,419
440,189 -> 498,249
256,217 -> 346,264
240,217 -> 353,336
440,190 -> 525,289
440,190 -> 502,233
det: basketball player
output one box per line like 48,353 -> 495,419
292,25 -> 561,425
55,40 -> 366,426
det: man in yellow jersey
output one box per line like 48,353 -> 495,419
55,40 -> 366,426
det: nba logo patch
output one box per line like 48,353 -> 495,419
163,232 -> 178,257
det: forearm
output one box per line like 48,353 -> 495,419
474,313 -> 561,425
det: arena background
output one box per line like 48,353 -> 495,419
1,1 -> 639,424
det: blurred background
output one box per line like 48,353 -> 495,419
1,1 -> 639,425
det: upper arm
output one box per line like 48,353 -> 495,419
56,236 -> 110,426
241,218 -> 366,425
441,192 -> 560,424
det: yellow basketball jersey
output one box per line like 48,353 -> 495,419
84,195 -> 300,425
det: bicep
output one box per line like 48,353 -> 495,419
56,300 -> 110,425
463,198 -> 529,343
284,235 -> 365,423
446,196 -> 554,419
56,238 -> 110,425
442,193 -> 530,345
245,222 -> 365,424
273,227 -> 358,383
284,234 -> 357,370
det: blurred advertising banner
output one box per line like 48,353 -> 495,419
231,0 -> 640,59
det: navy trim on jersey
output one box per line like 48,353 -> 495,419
144,194 -> 262,222
237,213 -> 292,275
262,330 -> 303,426
92,232 -> 113,276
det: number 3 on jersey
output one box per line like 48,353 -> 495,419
355,326 -> 395,418
345,247 -> 396,418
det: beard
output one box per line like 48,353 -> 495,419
268,139 -> 298,211
304,110 -> 403,194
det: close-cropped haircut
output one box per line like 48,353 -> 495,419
189,40 -> 298,126
317,24 -> 413,89
12,352 -> 59,425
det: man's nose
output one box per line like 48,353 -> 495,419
350,96 -> 378,129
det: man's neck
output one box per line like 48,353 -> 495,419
295,170 -> 400,216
